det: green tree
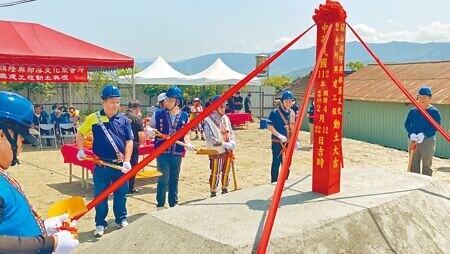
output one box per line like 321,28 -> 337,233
346,61 -> 364,71
263,76 -> 291,91
0,83 -> 56,103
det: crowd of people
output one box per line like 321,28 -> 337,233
0,83 -> 444,252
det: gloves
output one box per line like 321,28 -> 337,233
146,127 -> 156,136
229,140 -> 236,150
409,133 -> 418,142
416,132 -> 425,144
185,143 -> 195,152
44,213 -> 72,235
76,150 -> 86,161
295,141 -> 300,150
222,142 -> 234,150
122,161 -> 132,173
277,134 -> 287,143
53,230 -> 79,254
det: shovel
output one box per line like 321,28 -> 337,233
407,141 -> 417,172
155,130 -> 218,155
47,158 -> 162,218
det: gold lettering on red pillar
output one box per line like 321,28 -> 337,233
312,1 -> 347,195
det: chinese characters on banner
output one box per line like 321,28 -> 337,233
0,65 -> 88,82
312,3 -> 346,195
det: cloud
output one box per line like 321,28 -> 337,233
274,36 -> 291,47
347,21 -> 450,43
238,40 -> 246,47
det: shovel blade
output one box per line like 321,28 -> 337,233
48,196 -> 88,219
195,149 -> 218,155
136,170 -> 163,178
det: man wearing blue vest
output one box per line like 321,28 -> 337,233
0,91 -> 78,253
76,84 -> 134,237
404,85 -> 441,176
148,86 -> 194,210
267,91 -> 300,183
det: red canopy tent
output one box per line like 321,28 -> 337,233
0,20 -> 134,83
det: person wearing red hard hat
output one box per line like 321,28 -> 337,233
404,85 -> 441,176
0,91 -> 78,253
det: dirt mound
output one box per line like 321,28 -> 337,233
78,168 -> 450,253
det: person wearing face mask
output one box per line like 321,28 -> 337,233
148,86 -> 194,211
203,95 -> 236,197
0,91 -> 79,253
404,85 -> 441,176
75,84 -> 134,237
267,91 -> 300,183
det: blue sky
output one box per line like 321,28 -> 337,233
2,0 -> 450,61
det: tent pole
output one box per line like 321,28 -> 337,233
131,67 -> 136,99
69,83 -> 72,105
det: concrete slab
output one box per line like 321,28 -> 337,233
80,167 -> 450,253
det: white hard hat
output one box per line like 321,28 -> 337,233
157,92 -> 167,102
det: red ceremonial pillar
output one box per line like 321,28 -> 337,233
311,1 -> 347,195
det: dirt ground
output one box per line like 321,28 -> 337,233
8,122 -> 450,250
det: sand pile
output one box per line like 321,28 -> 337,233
78,167 -> 450,254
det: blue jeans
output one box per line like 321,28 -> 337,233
93,165 -> 128,227
156,154 -> 182,207
271,142 -> 290,183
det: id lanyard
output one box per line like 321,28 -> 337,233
95,111 -> 124,162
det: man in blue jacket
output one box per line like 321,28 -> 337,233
404,85 -> 441,176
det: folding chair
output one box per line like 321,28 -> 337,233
38,124 -> 58,149
59,123 -> 77,145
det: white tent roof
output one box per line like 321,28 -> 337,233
189,58 -> 261,86
118,56 -> 191,85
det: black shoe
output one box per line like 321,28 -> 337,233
127,189 -> 140,195
221,189 -> 228,194
201,137 -> 205,141
210,192 -> 216,197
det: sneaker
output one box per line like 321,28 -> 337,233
116,220 -> 128,228
210,191 -> 217,197
221,189 -> 229,194
156,206 -> 166,211
93,225 -> 105,237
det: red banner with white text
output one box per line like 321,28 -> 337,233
0,64 -> 88,82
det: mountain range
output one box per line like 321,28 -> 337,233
136,41 -> 450,80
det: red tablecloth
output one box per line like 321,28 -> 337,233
226,113 -> 253,126
61,143 -> 155,171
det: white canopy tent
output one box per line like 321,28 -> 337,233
188,58 -> 261,86
118,56 -> 191,85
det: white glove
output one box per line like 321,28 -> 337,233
53,230 -> 79,254
409,133 -> 418,141
122,161 -> 132,173
76,150 -> 86,161
416,132 -> 425,144
277,134 -> 287,143
229,140 -> 236,150
45,213 -> 71,235
222,142 -> 234,150
185,143 -> 195,152
146,127 -> 156,136
295,141 -> 300,150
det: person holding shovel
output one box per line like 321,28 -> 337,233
148,86 -> 194,210
267,91 -> 300,183
404,85 -> 441,176
203,95 -> 237,197
0,91 -> 78,253
75,84 -> 134,237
